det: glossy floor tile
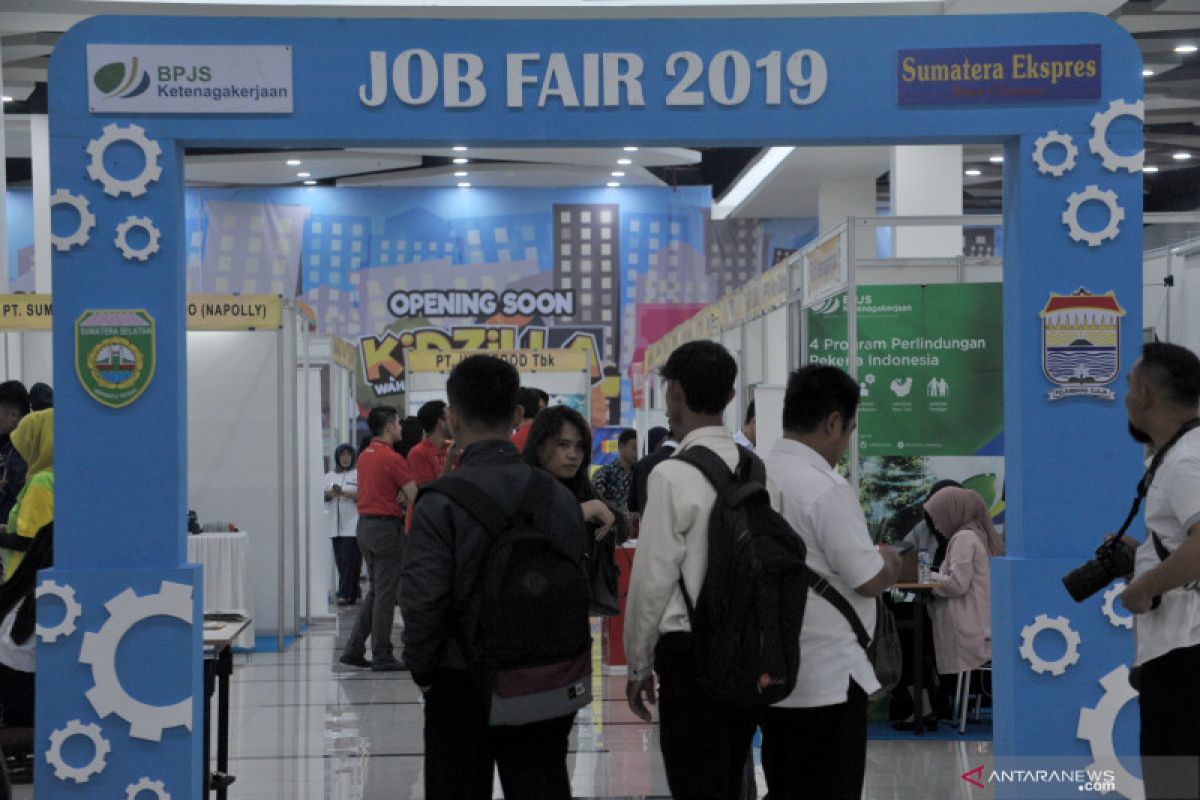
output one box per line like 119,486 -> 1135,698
208,608 -> 995,799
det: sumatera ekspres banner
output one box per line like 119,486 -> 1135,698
806,284 -> 1003,456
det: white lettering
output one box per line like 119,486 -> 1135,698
358,50 -> 388,107
507,53 -> 540,108
392,49 -> 438,105
604,53 -> 645,107
444,53 -> 486,108
538,53 -> 579,108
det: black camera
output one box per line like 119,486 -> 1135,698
1062,536 -> 1136,602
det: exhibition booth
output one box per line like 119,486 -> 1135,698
35,11 -> 1151,799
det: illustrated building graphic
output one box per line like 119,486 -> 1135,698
553,203 -> 621,356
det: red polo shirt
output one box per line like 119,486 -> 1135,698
407,437 -> 447,487
356,439 -> 413,518
511,420 -> 533,452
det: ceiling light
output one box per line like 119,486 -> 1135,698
1144,166 -> 1160,173
454,171 -> 469,178
452,145 -> 468,152
303,180 -> 317,186
1,96 -> 13,103
623,146 -> 639,152
296,171 -> 311,178
1173,152 -> 1193,161
1143,69 -> 1155,77
617,158 -> 633,165
988,156 -> 1004,164
286,159 -> 302,166
611,171 -> 626,178
457,182 -> 471,188
1175,44 -> 1198,54
606,182 -> 621,188
712,146 -> 794,220
453,158 -> 469,165
964,168 -> 982,176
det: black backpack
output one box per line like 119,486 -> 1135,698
675,445 -> 809,709
420,470 -> 593,725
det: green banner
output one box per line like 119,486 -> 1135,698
806,284 -> 1003,456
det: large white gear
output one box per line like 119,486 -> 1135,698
1077,665 -> 1143,799
1102,582 -> 1134,630
85,123 -> 163,197
45,719 -> 110,784
1089,99 -> 1145,173
114,216 -> 162,262
49,189 -> 96,252
79,580 -> 194,741
1062,185 -> 1125,248
126,776 -> 171,800
35,579 -> 83,644
1019,613 -> 1081,676
1032,130 -> 1078,177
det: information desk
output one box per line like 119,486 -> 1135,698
189,532 -> 254,649
203,615 -> 251,799
893,582 -> 939,736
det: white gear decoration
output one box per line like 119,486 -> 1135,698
35,580 -> 83,644
1019,613 -> 1081,676
85,123 -> 163,197
45,719 -> 111,783
1077,665 -> 1143,799
79,581 -> 194,741
1102,582 -> 1134,630
49,189 -> 96,252
1089,99 -> 1145,173
1062,185 -> 1125,248
114,216 -> 162,262
1032,131 -> 1078,177
126,776 -> 171,800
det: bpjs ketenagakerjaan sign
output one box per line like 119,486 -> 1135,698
87,45 -> 293,113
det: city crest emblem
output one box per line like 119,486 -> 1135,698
75,309 -> 156,409
1039,288 -> 1125,401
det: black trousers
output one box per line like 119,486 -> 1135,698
654,633 -> 760,800
331,536 -> 362,603
0,662 -> 33,728
761,680 -> 868,800
1140,642 -> 1200,800
423,668 -> 575,800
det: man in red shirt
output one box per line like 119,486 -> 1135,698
510,387 -> 545,452
340,406 -> 418,671
408,400 -> 455,486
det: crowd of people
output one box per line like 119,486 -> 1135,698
314,339 -> 1200,800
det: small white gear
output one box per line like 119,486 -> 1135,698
49,189 -> 96,252
114,216 -> 162,262
1062,185 -> 1125,248
85,123 -> 163,197
45,719 -> 110,784
35,580 -> 83,644
1032,130 -> 1078,177
1019,613 -> 1081,676
1102,582 -> 1134,630
1077,664 -> 1143,799
1089,99 -> 1145,173
126,776 -> 171,800
79,580 -> 194,741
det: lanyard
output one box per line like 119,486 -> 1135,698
1115,418 -> 1200,540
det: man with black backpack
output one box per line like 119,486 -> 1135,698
400,355 -> 592,800
625,340 -> 805,799
762,365 -> 902,800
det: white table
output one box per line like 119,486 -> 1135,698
188,531 -> 254,649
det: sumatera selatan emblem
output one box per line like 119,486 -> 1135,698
1039,289 -> 1125,401
75,309 -> 156,409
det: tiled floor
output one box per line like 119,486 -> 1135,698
211,609 -> 997,799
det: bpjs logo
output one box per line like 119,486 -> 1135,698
93,58 -> 151,99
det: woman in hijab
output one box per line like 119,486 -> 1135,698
324,443 -> 361,606
924,486 -> 1004,679
0,409 -> 52,581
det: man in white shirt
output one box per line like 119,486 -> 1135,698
623,340 -> 756,800
733,400 -> 756,454
1118,342 -> 1200,799
764,365 -> 901,800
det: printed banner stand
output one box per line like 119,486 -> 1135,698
48,13 -> 1143,798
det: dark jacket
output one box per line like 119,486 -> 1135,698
0,441 -> 27,523
399,439 -> 589,687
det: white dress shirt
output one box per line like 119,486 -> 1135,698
624,426 -> 739,682
766,438 -> 884,708
733,429 -> 757,455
